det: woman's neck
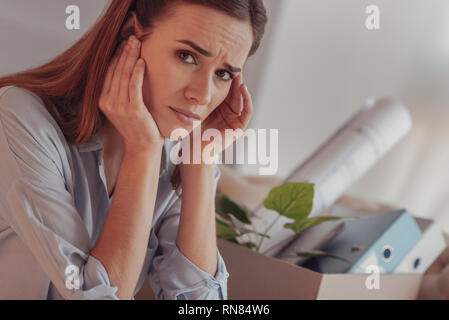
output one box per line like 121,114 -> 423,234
98,119 -> 125,159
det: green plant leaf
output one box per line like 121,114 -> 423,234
263,182 -> 314,221
284,216 -> 343,234
296,250 -> 352,264
228,214 -> 270,238
242,242 -> 257,249
215,194 -> 252,224
216,218 -> 238,240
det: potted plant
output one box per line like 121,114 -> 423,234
215,182 -> 349,263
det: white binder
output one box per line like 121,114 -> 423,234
393,218 -> 446,274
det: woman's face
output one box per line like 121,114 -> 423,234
137,3 -> 253,138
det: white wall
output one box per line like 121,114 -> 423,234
241,0 -> 449,232
0,0 -> 108,75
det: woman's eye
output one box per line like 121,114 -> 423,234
216,70 -> 233,82
177,51 -> 196,64
176,50 -> 234,82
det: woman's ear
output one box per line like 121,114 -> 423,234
120,11 -> 145,40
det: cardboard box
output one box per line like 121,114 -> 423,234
216,200 -> 447,300
218,237 -> 418,300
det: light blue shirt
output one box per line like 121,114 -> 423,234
0,85 -> 229,300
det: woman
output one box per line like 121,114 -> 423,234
0,0 -> 267,300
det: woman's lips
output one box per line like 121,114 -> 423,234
169,106 -> 201,125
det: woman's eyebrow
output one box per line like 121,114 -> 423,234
175,39 -> 242,73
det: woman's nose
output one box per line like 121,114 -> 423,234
184,75 -> 213,107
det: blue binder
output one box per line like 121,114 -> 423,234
302,209 -> 422,274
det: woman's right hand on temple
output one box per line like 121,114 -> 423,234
99,35 -> 164,153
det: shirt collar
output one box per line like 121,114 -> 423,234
163,138 -> 181,175
76,133 -> 103,153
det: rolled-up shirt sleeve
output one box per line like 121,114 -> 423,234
148,167 -> 230,300
0,91 -> 118,300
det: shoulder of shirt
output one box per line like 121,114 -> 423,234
0,85 -> 69,157
0,85 -> 66,137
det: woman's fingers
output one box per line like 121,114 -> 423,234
231,74 -> 244,115
129,58 -> 146,106
119,35 -> 141,108
103,41 -> 126,94
109,38 -> 132,104
102,53 -> 119,95
239,82 -> 253,126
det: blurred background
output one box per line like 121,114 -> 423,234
1,0 -> 449,232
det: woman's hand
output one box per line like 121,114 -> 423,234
202,73 -> 253,134
98,35 -> 164,153
200,72 -> 254,154
175,75 -> 254,276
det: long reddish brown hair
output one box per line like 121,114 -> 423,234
0,0 -> 267,146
